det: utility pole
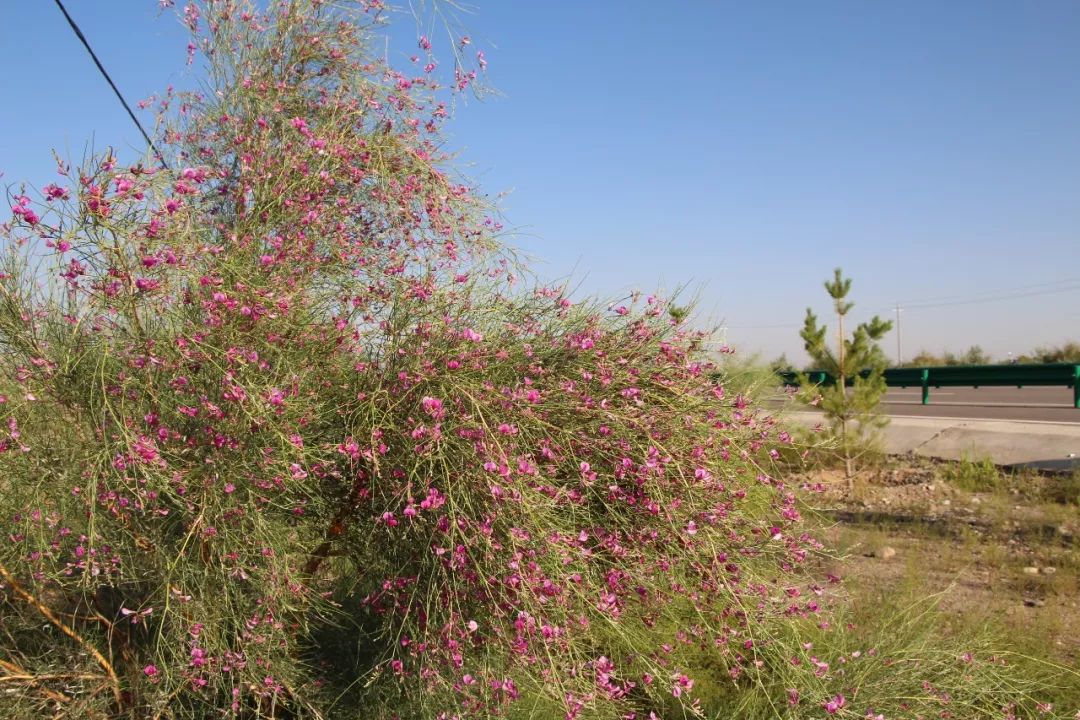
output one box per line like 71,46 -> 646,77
893,304 -> 903,366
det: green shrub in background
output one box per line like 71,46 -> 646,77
799,269 -> 893,480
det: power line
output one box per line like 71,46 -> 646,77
900,282 -> 1080,310
889,276 -> 1080,309
52,0 -> 169,170
894,276 -> 1080,306
726,322 -> 802,330
730,280 -> 1080,335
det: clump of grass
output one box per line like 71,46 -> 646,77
940,456 -> 1005,493
935,457 -> 1080,508
822,583 -> 1080,718
1041,470 -> 1080,507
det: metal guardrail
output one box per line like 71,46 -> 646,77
778,363 -> 1080,408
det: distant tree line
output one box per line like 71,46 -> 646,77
901,340 -> 1080,367
769,340 -> 1080,372
903,345 -> 991,367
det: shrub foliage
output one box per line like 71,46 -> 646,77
0,2 -> 1067,718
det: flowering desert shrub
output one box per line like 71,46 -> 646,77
0,2 -> 1069,718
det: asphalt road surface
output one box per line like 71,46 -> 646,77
768,386 -> 1079,423
878,385 -> 1079,423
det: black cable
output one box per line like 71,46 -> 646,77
894,276 -> 1080,309
52,0 -> 170,170
901,283 -> 1080,310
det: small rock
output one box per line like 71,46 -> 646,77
942,499 -> 951,506
1022,566 -> 1040,575
1023,598 -> 1046,608
1041,566 -> 1057,575
876,546 -> 897,560
971,497 -> 981,505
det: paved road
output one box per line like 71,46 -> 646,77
771,386 -> 1079,423
880,385 -> 1078,423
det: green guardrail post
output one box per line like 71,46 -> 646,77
1074,365 -> 1080,409
921,368 -> 930,405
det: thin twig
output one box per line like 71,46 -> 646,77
0,563 -> 123,708
0,672 -> 103,683
304,460 -> 372,577
0,656 -> 73,705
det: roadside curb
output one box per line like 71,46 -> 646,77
784,411 -> 1080,472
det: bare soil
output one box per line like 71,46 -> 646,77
796,457 -> 1080,663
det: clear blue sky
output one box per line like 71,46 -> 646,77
3,1 -> 1079,364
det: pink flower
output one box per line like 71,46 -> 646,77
11,198 -> 39,226
121,606 -> 153,624
421,396 -> 445,420
823,694 -> 846,714
190,647 -> 208,667
43,183 -> 69,200
337,437 -> 361,460
670,674 -> 693,697
132,435 -> 161,464
180,167 -> 206,183
143,664 -> 158,677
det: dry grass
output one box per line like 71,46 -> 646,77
798,456 -> 1080,711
